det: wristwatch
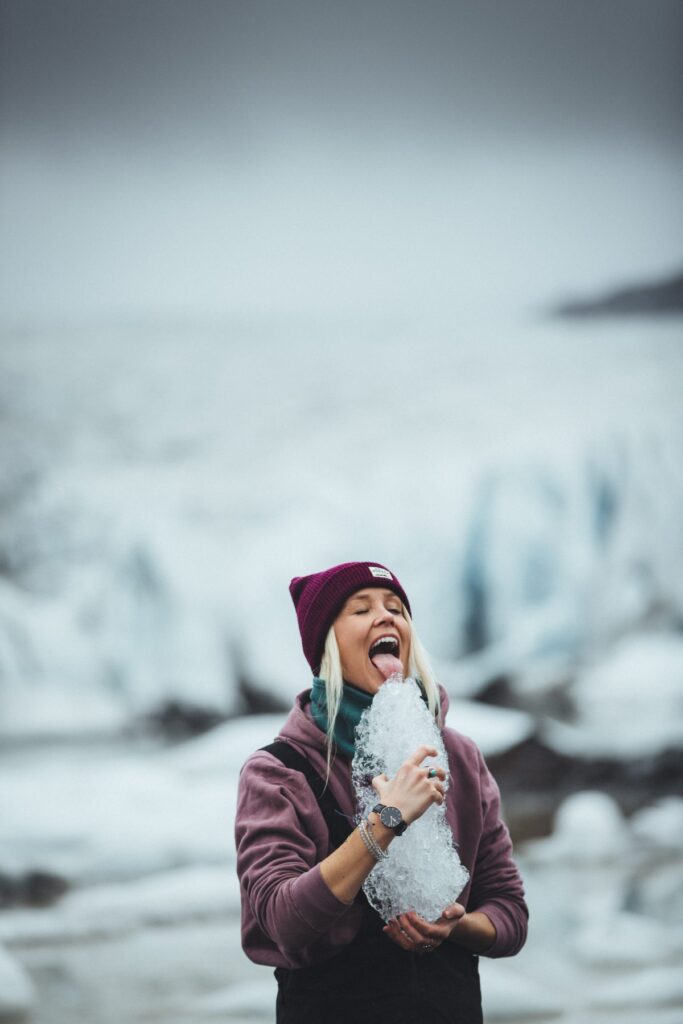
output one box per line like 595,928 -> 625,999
371,802 -> 408,836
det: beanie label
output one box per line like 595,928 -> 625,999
368,566 -> 393,580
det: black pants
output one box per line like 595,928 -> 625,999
275,914 -> 482,1024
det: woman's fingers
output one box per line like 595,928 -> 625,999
384,913 -> 451,954
374,761 -> 446,824
395,913 -> 426,946
403,911 -> 450,942
424,779 -> 445,806
383,919 -> 413,951
384,917 -> 432,953
407,745 -> 438,766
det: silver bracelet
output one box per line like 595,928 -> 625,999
358,817 -> 388,861
366,818 -> 390,860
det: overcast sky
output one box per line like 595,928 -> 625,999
3,0 -> 682,149
1,1 -> 681,325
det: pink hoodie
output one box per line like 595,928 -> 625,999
235,686 -> 528,969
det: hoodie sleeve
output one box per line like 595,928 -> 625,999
467,748 -> 529,958
235,752 -> 359,967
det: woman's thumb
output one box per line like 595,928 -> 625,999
372,773 -> 389,793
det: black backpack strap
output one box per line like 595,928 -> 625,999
260,741 -> 354,850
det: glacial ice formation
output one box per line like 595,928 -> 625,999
352,676 -> 469,922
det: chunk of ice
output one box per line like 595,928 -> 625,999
352,677 -> 469,922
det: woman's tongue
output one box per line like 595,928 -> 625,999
370,653 -> 404,681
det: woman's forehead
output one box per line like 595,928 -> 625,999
344,588 -> 398,604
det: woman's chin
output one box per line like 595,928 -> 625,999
358,670 -> 384,695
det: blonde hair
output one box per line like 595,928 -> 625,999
317,605 -> 441,779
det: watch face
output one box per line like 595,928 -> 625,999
381,806 -> 403,829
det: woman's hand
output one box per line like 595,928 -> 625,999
319,746 -> 447,914
319,746 -> 445,906
384,904 -> 497,955
383,902 -> 466,953
372,745 -> 446,826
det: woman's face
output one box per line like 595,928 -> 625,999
332,587 -> 411,695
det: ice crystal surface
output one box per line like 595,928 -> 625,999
352,676 -> 469,922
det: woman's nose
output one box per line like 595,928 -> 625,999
372,607 -> 392,625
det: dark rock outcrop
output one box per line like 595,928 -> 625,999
0,869 -> 69,908
553,269 -> 683,318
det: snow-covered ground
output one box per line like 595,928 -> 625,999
1,730 -> 682,1023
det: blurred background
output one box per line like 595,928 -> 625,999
1,1 -> 682,1021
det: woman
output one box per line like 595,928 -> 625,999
235,560 -> 528,1023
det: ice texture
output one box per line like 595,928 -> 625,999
352,675 -> 469,922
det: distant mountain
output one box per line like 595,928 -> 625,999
553,269 -> 683,318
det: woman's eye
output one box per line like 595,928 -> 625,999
388,607 -> 402,615
354,608 -> 368,615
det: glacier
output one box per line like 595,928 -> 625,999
0,313 -> 681,744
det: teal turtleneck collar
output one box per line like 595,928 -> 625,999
310,676 -> 430,759
310,676 -> 373,760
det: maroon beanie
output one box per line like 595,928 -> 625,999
289,561 -> 411,674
